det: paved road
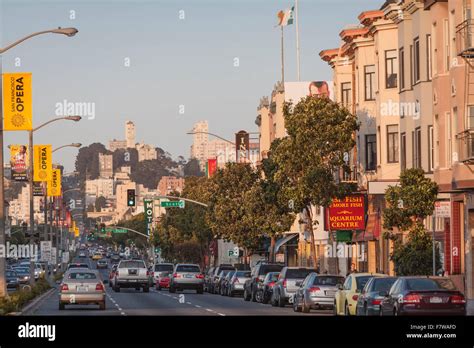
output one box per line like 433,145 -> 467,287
27,257 -> 332,316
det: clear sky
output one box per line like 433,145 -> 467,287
1,0 -> 382,171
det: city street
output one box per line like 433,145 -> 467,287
27,258 -> 331,317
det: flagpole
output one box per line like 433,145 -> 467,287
295,0 -> 301,81
281,25 -> 285,83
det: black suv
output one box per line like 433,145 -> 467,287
243,262 -> 284,302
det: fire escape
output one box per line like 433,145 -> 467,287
456,18 -> 474,163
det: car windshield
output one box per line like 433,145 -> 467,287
285,269 -> 312,279
68,264 -> 88,269
68,272 -> 97,280
260,265 -> 283,275
6,271 -> 17,277
236,271 -> 251,277
313,276 -> 345,286
176,265 -> 200,273
119,261 -> 145,268
155,264 -> 174,272
406,278 -> 457,291
355,276 -> 373,291
373,278 -> 397,292
266,273 -> 279,282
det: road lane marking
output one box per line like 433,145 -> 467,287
195,305 -> 202,308
205,308 -> 214,312
186,302 -> 192,305
217,313 -> 226,316
121,312 -> 126,316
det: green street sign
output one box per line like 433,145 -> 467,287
160,200 -> 185,208
105,228 -> 127,234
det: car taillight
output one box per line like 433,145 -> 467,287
173,273 -> 180,278
96,283 -> 104,291
60,284 -> 69,291
309,287 -> 320,293
403,293 -> 421,304
352,294 -> 359,301
451,295 -> 466,304
283,279 -> 287,288
268,281 -> 275,287
256,276 -> 260,283
196,274 -> 204,279
372,299 -> 382,305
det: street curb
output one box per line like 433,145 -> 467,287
19,288 -> 56,315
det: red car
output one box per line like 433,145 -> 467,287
156,274 -> 171,290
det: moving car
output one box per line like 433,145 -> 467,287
6,270 -> 20,290
96,259 -> 108,269
59,269 -> 106,310
227,270 -> 251,297
110,254 -> 121,264
13,267 -> 30,284
155,272 -> 171,290
271,267 -> 313,307
67,263 -> 90,271
79,251 -> 86,258
334,272 -> 385,316
153,263 -> 174,286
244,262 -> 284,302
356,277 -> 397,316
379,276 -> 466,316
293,273 -> 344,313
114,260 -> 149,292
92,253 -> 102,261
256,271 -> 279,304
169,264 -> 204,294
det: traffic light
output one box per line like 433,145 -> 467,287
127,189 -> 136,207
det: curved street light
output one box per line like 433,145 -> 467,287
186,131 -> 235,145
52,143 -> 82,153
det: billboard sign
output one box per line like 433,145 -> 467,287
10,144 -> 29,181
328,194 -> 366,231
284,81 -> 335,104
235,130 -> 249,163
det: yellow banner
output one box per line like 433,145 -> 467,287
74,227 -> 79,237
3,73 -> 32,131
33,145 -> 52,181
47,169 -> 61,196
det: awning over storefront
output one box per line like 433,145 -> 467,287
272,233 -> 299,254
353,212 -> 381,242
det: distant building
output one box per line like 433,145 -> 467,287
109,139 -> 127,152
126,121 -> 136,148
85,178 -> 114,199
98,153 -> 113,179
136,142 -> 157,162
157,176 -> 185,196
190,121 -> 209,171
8,185 -> 43,225
116,182 -> 136,216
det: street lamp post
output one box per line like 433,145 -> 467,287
0,27 -> 78,297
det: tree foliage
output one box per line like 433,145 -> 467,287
75,143 -> 110,180
184,158 -> 204,177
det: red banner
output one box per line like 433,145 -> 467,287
207,158 -> 217,178
328,194 -> 366,231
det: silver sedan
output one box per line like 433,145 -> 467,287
59,269 -> 106,310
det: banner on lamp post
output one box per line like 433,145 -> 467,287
9,144 -> 29,181
2,72 -> 33,131
207,158 -> 217,178
33,145 -> 52,181
47,169 -> 62,196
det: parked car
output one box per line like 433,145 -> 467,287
227,270 -> 251,297
244,262 -> 284,302
334,272 -> 385,316
214,269 -> 234,295
379,276 -> 466,316
293,273 -> 345,313
114,260 -> 149,292
109,264 -> 118,288
220,270 -> 236,296
155,272 -> 171,291
169,264 -> 204,294
59,269 -> 106,310
13,267 -> 30,284
210,264 -> 235,294
96,259 -> 108,269
271,267 -> 313,307
153,263 -> 174,287
6,270 -> 20,290
256,271 -> 280,304
356,276 -> 398,316
204,267 -> 215,292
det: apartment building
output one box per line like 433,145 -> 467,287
157,176 -> 185,196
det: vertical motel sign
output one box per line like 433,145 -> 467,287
235,130 -> 249,163
144,199 -> 153,237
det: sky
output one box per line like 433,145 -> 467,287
0,0 -> 383,171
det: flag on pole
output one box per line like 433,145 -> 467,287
277,6 -> 294,26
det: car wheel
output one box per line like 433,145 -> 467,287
99,301 -> 106,310
255,290 -> 263,303
278,293 -> 285,307
262,293 -> 269,304
333,301 -> 338,316
394,306 -> 398,316
143,285 -> 149,293
169,285 -> 176,293
114,285 -> 120,293
344,302 -> 350,316
251,287 -> 257,302
228,290 -> 233,297
58,303 -> 65,310
379,308 -> 383,316
243,288 -> 251,301
197,287 -> 203,294
302,299 -> 310,313
293,297 -> 301,312
271,294 -> 278,307
364,304 -> 369,316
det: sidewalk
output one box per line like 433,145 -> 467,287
468,300 -> 474,316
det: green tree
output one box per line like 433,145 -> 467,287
383,168 -> 440,275
75,143 -> 110,180
184,158 -> 204,177
271,96 -> 359,268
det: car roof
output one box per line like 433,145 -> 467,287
175,263 -> 200,267
351,273 -> 386,277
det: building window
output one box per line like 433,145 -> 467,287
364,65 -> 376,101
444,18 -> 450,72
341,82 -> 351,108
446,112 -> 452,166
468,106 -> 474,129
401,133 -> 407,170
385,50 -> 398,88
428,125 -> 434,172
387,125 -> 399,163
453,107 -> 458,162
410,45 -> 414,87
413,127 -> 422,169
427,34 -> 432,80
414,38 -> 421,83
365,134 -> 377,171
399,47 -> 405,90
